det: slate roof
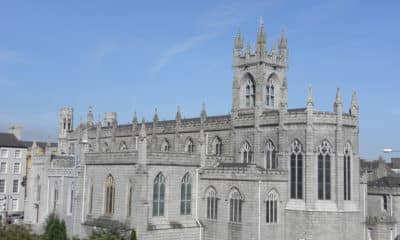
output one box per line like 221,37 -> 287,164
20,140 -> 58,149
0,133 -> 27,148
368,176 -> 400,188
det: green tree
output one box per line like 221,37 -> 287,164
43,214 -> 67,240
130,229 -> 137,240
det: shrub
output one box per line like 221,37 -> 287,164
43,214 -> 67,240
0,224 -> 41,240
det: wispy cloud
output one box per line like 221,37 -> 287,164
151,33 -> 217,75
151,0 -> 281,75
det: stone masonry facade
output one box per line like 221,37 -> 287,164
24,23 -> 368,240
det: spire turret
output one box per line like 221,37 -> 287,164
307,86 -> 314,107
234,30 -> 243,51
133,111 -> 138,124
139,118 -> 146,138
256,17 -> 267,55
176,106 -> 182,122
279,30 -> 288,49
279,30 -> 288,62
246,43 -> 251,57
87,106 -> 94,127
334,88 -> 343,113
153,108 -> 159,123
350,91 -> 359,116
200,103 -> 207,124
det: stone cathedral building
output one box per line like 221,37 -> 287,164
24,23 -> 366,240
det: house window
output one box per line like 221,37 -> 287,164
104,175 -> 115,215
180,173 -> 192,215
13,163 -> 20,174
127,185 -> 133,217
213,137 -> 223,156
1,149 -> 8,158
229,188 -> 243,223
266,77 -> 275,107
161,139 -> 169,152
266,190 -> 278,223
344,143 -> 352,200
245,78 -> 256,107
0,180 -> 5,193
265,141 -> 277,169
206,188 -> 218,220
13,180 -> 19,193
0,162 -> 6,173
12,199 -> 18,211
153,173 -> 165,217
318,140 -> 331,200
185,139 -> 194,153
290,140 -> 303,199
241,142 -> 252,164
15,150 -> 22,159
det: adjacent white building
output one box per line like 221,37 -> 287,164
0,132 -> 27,221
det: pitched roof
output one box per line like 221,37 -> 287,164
20,141 -> 58,149
0,133 -> 27,148
368,176 -> 400,188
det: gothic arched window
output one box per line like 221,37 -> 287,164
206,187 -> 218,220
153,173 -> 166,217
229,188 -> 243,223
212,137 -> 223,156
53,183 -> 59,212
344,143 -> 352,201
185,139 -> 195,153
127,184 -> 133,217
241,141 -> 252,163
266,190 -> 278,223
245,78 -> 256,107
88,182 -> 93,214
290,140 -> 303,199
318,140 -> 331,200
161,139 -> 170,152
104,175 -> 115,215
266,76 -> 275,107
180,173 -> 192,215
265,141 -> 277,169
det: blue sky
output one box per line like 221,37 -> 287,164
0,0 -> 399,160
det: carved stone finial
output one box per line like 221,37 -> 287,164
307,86 -> 314,106
176,105 -> 182,122
335,87 -> 342,103
153,108 -> 159,122
139,118 -> 146,138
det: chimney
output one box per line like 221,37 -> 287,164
8,126 -> 23,140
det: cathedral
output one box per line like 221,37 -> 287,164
24,23 -> 365,240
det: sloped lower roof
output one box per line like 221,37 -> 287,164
0,133 -> 27,148
368,176 -> 400,188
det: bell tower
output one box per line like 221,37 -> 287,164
58,107 -> 74,154
232,21 -> 288,113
